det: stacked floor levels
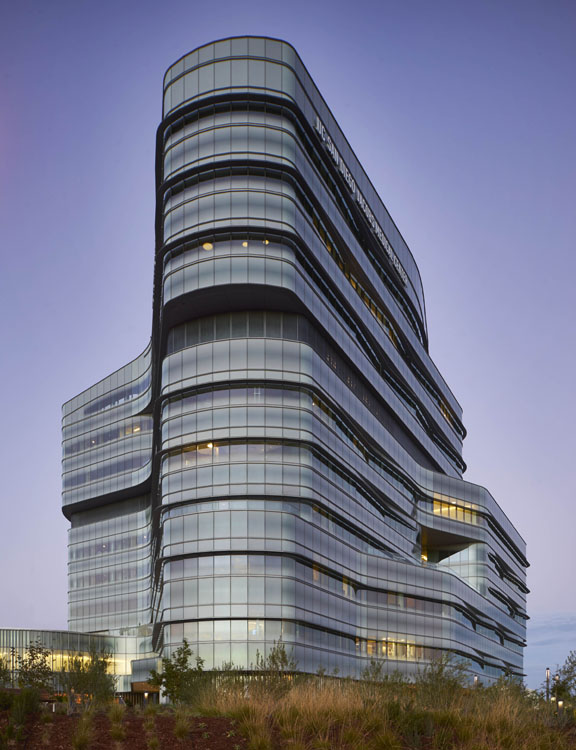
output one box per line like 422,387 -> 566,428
61,36 -> 528,683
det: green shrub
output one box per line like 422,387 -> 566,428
11,687 -> 40,725
150,639 -> 206,706
0,692 -> 14,711
61,650 -> 116,710
17,642 -> 52,692
108,701 -> 126,723
0,725 -> 11,747
110,722 -> 126,740
174,718 -> 189,738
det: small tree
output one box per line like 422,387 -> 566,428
0,656 -> 11,688
253,640 -> 297,697
149,639 -> 205,705
415,653 -> 469,709
61,651 -> 116,712
17,641 -> 52,692
553,651 -> 576,702
255,639 -> 297,674
361,658 -> 386,683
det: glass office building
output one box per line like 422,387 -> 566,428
0,630 -> 147,694
59,37 -> 527,683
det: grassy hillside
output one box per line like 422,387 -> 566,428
197,668 -> 575,749
1,662 -> 575,749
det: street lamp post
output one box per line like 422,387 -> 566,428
546,667 -> 550,702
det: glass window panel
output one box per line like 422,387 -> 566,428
231,555 -> 248,574
248,577 -> 265,602
214,577 -> 230,604
184,578 -> 198,604
214,60 -> 230,89
199,556 -> 214,576
214,511 -> 230,537
199,578 -> 213,605
232,576 -> 247,602
231,620 -> 247,640
198,620 -> 214,640
249,511 -> 265,536
214,555 -> 230,574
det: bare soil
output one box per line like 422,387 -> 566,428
6,710 -> 247,750
4,707 -> 576,749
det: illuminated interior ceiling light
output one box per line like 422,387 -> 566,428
242,241 -> 248,247
207,443 -> 213,449
202,242 -> 213,250
263,239 -> 269,245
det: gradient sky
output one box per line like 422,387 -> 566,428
0,0 -> 574,689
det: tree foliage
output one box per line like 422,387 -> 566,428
149,639 -> 205,705
252,640 -> 298,698
554,651 -> 576,701
17,641 -> 52,691
414,653 -> 470,709
254,639 -> 298,674
61,651 -> 116,712
0,657 -> 11,689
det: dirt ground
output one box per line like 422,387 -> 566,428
5,710 -> 248,750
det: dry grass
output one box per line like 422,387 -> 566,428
197,674 -> 575,750
108,701 -> 126,742
108,702 -> 126,724
110,721 -> 126,740
71,712 -> 93,750
142,702 -> 160,750
40,725 -> 52,746
173,706 -> 191,739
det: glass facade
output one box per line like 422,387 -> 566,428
0,629 -> 154,694
53,37 -> 526,686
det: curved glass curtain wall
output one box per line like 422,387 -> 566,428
154,38 -> 526,680
0,629 -> 154,694
61,37 -> 527,685
62,346 -> 154,640
62,346 -> 153,507
161,37 -> 427,330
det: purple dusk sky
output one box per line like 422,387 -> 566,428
0,0 -> 574,688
